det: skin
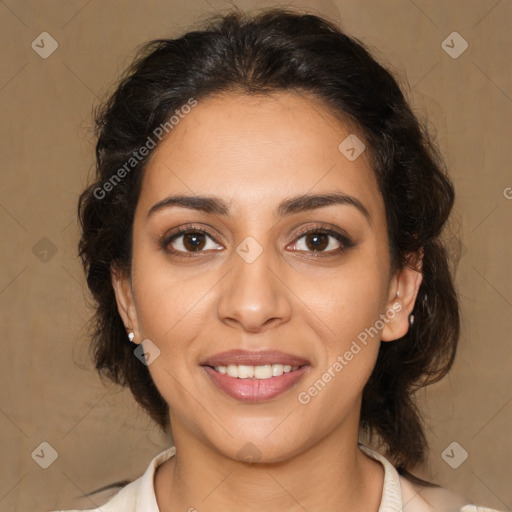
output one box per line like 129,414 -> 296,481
112,91 -> 423,512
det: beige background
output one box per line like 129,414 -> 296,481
0,0 -> 510,510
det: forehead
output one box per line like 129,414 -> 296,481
138,91 -> 383,221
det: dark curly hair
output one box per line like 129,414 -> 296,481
77,7 -> 459,484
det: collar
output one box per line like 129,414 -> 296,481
99,443 -> 466,512
358,444 -> 404,510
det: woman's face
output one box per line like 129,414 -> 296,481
113,91 -> 420,462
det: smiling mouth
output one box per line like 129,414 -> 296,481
209,363 -> 303,379
202,363 -> 310,402
200,349 -> 311,401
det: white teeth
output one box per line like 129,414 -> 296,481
227,365 -> 238,377
214,364 -> 300,379
238,365 -> 254,378
254,364 -> 273,379
272,364 -> 284,376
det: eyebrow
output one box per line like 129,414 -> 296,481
147,192 -> 371,223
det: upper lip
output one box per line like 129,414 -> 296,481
201,349 -> 310,367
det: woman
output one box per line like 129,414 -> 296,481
54,8 -> 502,512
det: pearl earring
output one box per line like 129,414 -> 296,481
408,314 -> 414,326
128,332 -> 135,343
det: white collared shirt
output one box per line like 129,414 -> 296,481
51,444 -> 503,512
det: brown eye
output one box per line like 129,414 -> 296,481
290,227 -> 353,255
163,227 -> 223,256
181,232 -> 207,251
302,232 -> 330,251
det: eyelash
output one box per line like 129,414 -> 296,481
161,224 -> 354,259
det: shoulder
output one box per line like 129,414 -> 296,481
400,467 -> 505,512
49,445 -> 176,512
359,443 -> 504,512
459,507 -> 505,512
400,475 -> 464,511
400,471 -> 505,512
49,480 -> 139,512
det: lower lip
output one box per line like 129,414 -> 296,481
202,365 -> 309,402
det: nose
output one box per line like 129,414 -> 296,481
216,243 -> 293,333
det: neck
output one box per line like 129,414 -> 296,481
155,417 -> 384,512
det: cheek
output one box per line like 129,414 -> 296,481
296,249 -> 389,402
129,238 -> 214,355
304,248 -> 389,348
296,287 -> 385,424
133,266 -> 212,348
130,260 -> 215,412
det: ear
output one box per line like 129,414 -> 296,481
111,263 -> 141,344
381,251 -> 423,342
